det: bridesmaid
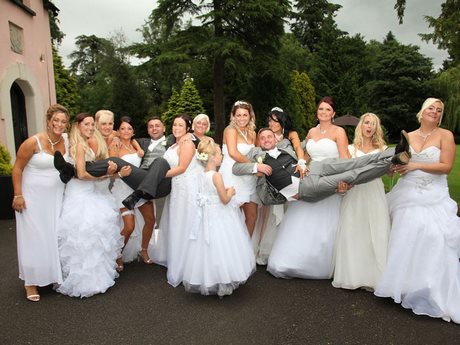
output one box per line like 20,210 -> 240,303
192,113 -> 213,143
220,101 -> 258,236
12,104 -> 70,301
267,96 -> 349,279
375,98 -> 460,323
332,113 -> 390,291
152,114 -> 201,287
110,117 -> 155,271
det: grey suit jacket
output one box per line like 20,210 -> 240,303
232,145 -> 298,176
137,137 -> 167,169
232,144 -> 298,205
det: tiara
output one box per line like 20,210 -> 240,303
234,100 -> 249,106
271,107 -> 283,112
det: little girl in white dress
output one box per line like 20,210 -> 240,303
182,140 -> 256,297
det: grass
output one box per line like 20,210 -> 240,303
382,145 -> 460,204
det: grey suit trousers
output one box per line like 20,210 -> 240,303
299,148 -> 394,202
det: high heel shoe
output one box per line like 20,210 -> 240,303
116,256 -> 124,272
138,249 -> 154,264
25,285 -> 40,302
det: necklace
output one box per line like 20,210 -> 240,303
416,128 -> 437,142
47,133 -> 62,151
318,124 -> 330,134
236,127 -> 249,143
121,142 -> 135,153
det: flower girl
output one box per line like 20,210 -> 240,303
181,140 -> 256,297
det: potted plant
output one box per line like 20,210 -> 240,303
0,144 -> 14,219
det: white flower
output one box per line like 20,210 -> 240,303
257,156 -> 264,164
161,140 -> 167,146
197,152 -> 209,161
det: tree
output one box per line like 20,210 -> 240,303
52,47 -> 79,117
420,0 -> 460,68
161,77 -> 205,132
287,71 -> 316,138
363,33 -> 434,139
136,0 -> 291,143
432,65 -> 460,133
291,0 -> 342,52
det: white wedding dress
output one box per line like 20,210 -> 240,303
332,145 -> 390,290
151,144 -> 201,287
375,146 -> 460,323
56,149 -> 123,298
220,143 -> 257,205
181,171 -> 256,296
267,138 -> 342,279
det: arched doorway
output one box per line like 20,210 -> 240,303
10,82 -> 28,152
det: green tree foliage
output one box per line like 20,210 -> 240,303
0,144 -> 13,176
363,33 -> 434,140
52,47 -> 79,118
291,0 -> 342,52
135,0 -> 291,143
432,64 -> 460,133
162,78 -> 205,132
420,0 -> 460,68
287,71 -> 316,138
394,0 -> 406,24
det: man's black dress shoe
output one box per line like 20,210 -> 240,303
395,130 -> 410,155
54,151 -> 75,184
122,193 -> 140,210
391,152 -> 410,165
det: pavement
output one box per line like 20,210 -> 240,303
1,218 -> 459,345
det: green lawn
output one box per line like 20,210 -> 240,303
382,145 -> 460,203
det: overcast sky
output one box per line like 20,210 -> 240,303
53,0 -> 448,70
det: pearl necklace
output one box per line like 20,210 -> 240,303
47,134 -> 62,152
416,128 -> 437,142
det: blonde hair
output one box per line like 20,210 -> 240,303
353,113 -> 386,151
192,113 -> 211,132
416,98 -> 444,125
229,100 -> 256,131
197,139 -> 218,166
95,109 -> 114,124
69,113 -> 108,161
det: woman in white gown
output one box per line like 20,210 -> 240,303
252,107 -> 307,264
375,98 -> 460,324
12,105 -> 70,301
151,114 -> 201,287
110,116 -> 155,270
56,113 -> 125,298
220,101 -> 258,236
267,97 -> 350,279
182,140 -> 256,296
332,113 -> 390,290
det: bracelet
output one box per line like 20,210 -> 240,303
118,172 -> 123,178
13,195 -> 23,200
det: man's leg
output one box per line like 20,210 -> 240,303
309,148 -> 394,176
299,150 -> 394,202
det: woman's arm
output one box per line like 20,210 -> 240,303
131,139 -> 144,158
335,126 -> 351,159
12,137 -> 37,211
288,131 -> 305,161
213,172 -> 235,204
224,127 -> 250,163
165,137 -> 195,178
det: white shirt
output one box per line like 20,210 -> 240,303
148,135 -> 165,152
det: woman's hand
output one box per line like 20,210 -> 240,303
119,165 -> 132,177
106,161 -> 118,175
12,195 -> 26,213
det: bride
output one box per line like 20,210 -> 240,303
375,98 -> 460,323
56,113 -> 125,298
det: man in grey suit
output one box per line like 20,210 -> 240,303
233,128 -> 409,204
54,117 -> 172,209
